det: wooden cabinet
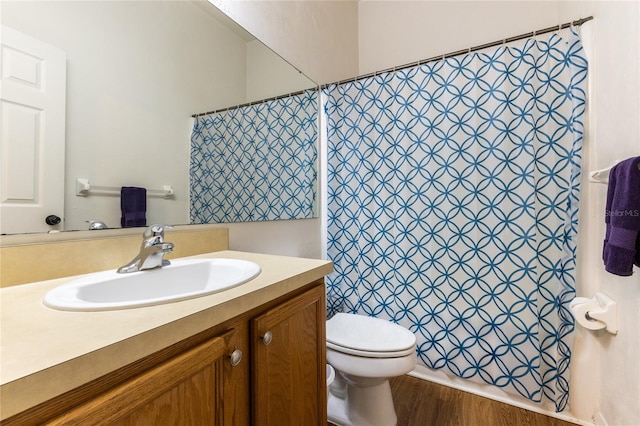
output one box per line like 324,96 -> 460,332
43,323 -> 250,426
48,334 -> 230,425
252,282 -> 326,425
3,281 -> 325,426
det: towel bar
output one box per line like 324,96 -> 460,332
589,159 -> 622,184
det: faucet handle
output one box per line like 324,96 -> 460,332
143,224 -> 173,239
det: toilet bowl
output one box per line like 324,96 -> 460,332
326,313 -> 417,426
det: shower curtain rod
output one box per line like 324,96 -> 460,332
191,16 -> 592,117
191,87 -> 318,118
321,15 -> 594,89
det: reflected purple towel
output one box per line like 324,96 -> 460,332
121,186 -> 147,228
603,156 -> 640,276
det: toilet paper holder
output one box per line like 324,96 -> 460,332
570,292 -> 618,335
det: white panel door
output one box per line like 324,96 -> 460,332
0,26 -> 66,234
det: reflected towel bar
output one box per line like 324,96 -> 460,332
75,178 -> 175,198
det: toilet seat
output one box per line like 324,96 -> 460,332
326,313 -> 416,358
327,341 -> 415,358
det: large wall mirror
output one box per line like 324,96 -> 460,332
0,0 -> 318,235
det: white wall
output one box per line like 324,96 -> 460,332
211,0 -> 360,85
246,40 -> 316,101
558,2 -> 640,426
358,0 -> 559,75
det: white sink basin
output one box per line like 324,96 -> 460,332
43,258 -> 261,311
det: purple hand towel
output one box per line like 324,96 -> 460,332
121,186 -> 147,228
603,156 -> 640,276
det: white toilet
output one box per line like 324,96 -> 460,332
326,313 -> 417,426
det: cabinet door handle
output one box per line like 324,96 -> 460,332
261,331 -> 273,345
229,349 -> 243,366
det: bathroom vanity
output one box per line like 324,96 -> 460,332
0,250 -> 333,425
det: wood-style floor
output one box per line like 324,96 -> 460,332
389,375 -> 577,426
330,374 -> 577,426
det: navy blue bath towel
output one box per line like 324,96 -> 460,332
603,156 -> 640,276
121,186 -> 147,228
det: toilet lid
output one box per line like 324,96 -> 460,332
326,313 -> 416,355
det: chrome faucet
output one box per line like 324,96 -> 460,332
117,225 -> 174,273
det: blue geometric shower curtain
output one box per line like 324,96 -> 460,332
190,90 -> 317,223
324,29 -> 587,411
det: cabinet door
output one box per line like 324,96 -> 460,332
251,283 -> 327,426
47,334 -> 230,425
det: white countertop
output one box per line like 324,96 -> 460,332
0,250 -> 333,420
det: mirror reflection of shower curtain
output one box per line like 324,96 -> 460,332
190,90 -> 318,223
324,28 -> 587,412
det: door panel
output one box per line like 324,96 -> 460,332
1,26 -> 66,233
47,336 -> 226,425
251,285 -> 327,426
